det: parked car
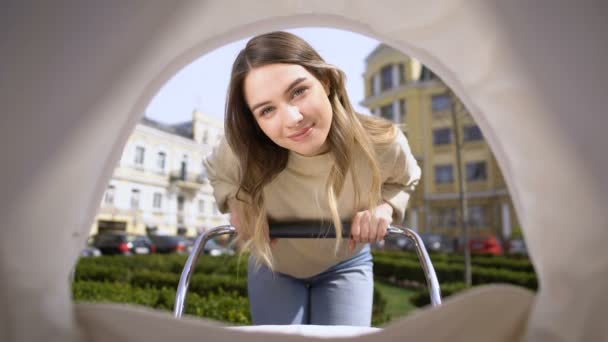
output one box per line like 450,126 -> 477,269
148,234 -> 188,254
203,238 -> 235,256
183,236 -> 196,253
506,238 -> 528,255
380,234 -> 413,251
380,232 -> 455,253
91,232 -> 155,255
419,233 -> 455,253
469,235 -> 503,256
79,246 -> 101,257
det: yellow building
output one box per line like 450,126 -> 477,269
362,44 -> 520,240
91,110 -> 229,237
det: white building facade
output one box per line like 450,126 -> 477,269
92,110 -> 228,237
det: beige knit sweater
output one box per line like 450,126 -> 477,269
204,130 -> 421,278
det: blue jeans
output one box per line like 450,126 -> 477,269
247,244 -> 374,326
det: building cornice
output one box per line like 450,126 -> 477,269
425,189 -> 509,201
360,80 -> 445,107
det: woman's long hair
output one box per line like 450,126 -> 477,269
225,31 -> 397,269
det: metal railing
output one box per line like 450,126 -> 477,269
173,222 -> 442,318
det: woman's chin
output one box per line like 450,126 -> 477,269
293,145 -> 327,157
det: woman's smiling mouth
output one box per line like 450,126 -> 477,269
288,124 -> 314,141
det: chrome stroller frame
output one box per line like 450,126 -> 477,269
174,222 -> 442,318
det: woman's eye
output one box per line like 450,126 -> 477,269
260,107 -> 274,116
292,87 -> 308,98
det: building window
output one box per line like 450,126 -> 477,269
466,161 -> 487,181
435,165 -> 454,184
380,103 -> 394,121
369,77 -> 375,96
433,128 -> 452,145
134,146 -> 145,166
420,66 -> 436,81
104,185 -> 115,205
399,98 -> 407,121
130,189 -> 140,209
198,199 -> 206,213
177,195 -> 185,212
435,207 -> 457,227
468,205 -> 485,226
180,155 -> 188,180
399,63 -> 406,85
380,65 -> 393,91
432,94 -> 451,112
157,151 -> 166,171
153,192 -> 162,209
463,125 -> 483,141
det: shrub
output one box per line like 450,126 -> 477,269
409,282 -> 470,307
372,251 -> 537,290
74,254 -> 389,326
73,281 -> 252,325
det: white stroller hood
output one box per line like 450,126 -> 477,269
1,1 -> 606,342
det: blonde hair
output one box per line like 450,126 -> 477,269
225,31 -> 397,269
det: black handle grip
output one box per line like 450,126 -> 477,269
268,221 -> 352,238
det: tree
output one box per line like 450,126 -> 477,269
447,89 -> 472,286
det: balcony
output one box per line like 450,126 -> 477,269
170,171 -> 203,193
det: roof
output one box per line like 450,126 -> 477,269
140,117 -> 193,140
365,43 -> 394,62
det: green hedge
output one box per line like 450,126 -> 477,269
471,267 -> 537,289
372,250 -> 536,274
73,255 -> 391,326
74,280 -> 160,307
409,282 -> 470,307
81,251 -> 537,284
74,251 -> 538,326
73,281 -> 251,324
73,279 -> 389,326
373,255 -> 463,285
372,251 -> 537,290
75,265 -> 248,297
76,254 -> 248,276
372,286 -> 390,326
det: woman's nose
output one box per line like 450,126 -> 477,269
283,105 -> 303,127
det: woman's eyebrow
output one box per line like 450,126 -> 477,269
283,77 -> 307,95
250,77 -> 308,113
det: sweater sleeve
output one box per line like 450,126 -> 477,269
381,130 -> 422,223
203,137 -> 241,213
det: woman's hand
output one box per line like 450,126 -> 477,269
349,202 -> 393,251
228,198 -> 277,246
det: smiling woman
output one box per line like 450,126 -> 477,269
2,1 -> 606,341
204,31 -> 421,326
245,64 -> 333,157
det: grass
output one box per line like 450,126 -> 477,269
374,280 -> 418,323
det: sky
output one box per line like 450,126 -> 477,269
145,27 -> 380,124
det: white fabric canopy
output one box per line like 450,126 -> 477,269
0,1 -> 606,341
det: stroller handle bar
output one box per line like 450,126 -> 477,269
174,222 -> 442,318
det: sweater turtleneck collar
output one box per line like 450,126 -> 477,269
286,150 -> 334,175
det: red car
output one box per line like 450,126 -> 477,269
469,236 -> 503,256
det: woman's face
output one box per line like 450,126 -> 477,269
244,63 -> 333,157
